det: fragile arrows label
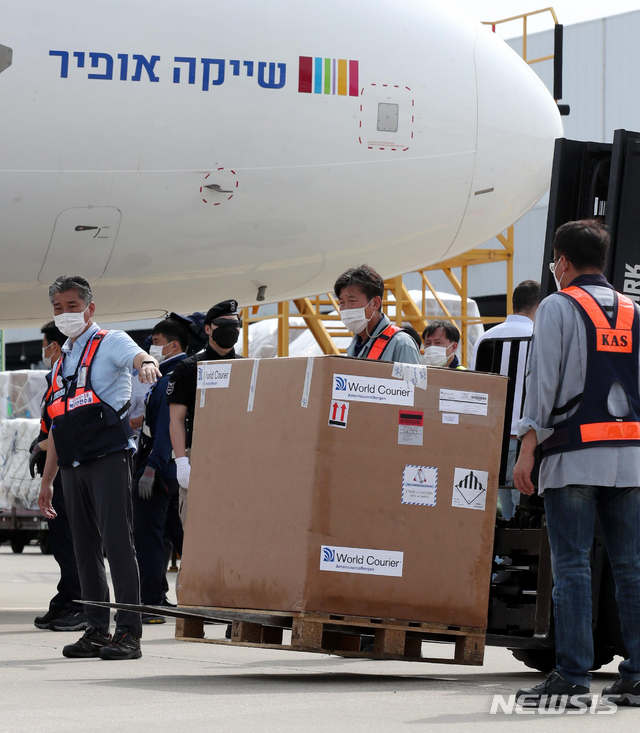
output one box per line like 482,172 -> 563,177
328,400 -> 349,428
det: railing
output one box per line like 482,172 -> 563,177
482,7 -> 559,66
240,226 -> 515,366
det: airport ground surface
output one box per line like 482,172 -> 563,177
0,545 -> 637,733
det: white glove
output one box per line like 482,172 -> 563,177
138,468 -> 156,500
175,456 -> 191,489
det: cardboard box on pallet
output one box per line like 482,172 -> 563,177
178,355 -> 507,629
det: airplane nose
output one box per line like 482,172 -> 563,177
448,23 -> 564,256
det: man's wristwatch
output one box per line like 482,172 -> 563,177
141,360 -> 157,366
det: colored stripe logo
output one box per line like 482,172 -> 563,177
298,56 -> 359,96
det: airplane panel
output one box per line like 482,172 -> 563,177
0,0 -> 562,326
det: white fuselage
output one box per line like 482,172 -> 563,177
0,0 -> 562,326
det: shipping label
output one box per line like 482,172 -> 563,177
439,388 -> 488,416
398,410 -> 423,445
197,361 -> 233,390
328,400 -> 349,428
442,413 -> 459,424
319,545 -> 403,577
451,467 -> 489,511
332,373 -> 414,406
402,464 -> 438,506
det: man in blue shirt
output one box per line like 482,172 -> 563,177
38,275 -> 161,661
132,319 -> 188,621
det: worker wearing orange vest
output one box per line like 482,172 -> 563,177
38,275 -> 162,662
30,321 -> 86,633
513,220 -> 640,708
335,264 -> 420,364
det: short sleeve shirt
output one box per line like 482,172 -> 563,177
60,323 -> 142,412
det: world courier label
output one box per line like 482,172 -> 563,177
332,373 -> 414,406
320,545 -> 403,577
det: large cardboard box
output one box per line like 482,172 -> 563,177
178,356 -> 507,629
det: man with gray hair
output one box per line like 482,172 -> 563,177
38,275 -> 161,661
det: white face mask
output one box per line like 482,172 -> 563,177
54,307 -> 89,338
42,344 -> 55,370
423,345 -> 450,367
340,300 -> 374,334
550,258 -> 566,291
149,344 -> 170,364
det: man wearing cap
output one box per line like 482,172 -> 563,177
167,300 -> 242,524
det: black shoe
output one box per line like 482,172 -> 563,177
62,626 -> 111,658
142,612 -> 166,625
225,623 -> 232,639
516,671 -> 591,709
34,608 -> 64,630
161,597 -> 177,608
602,676 -> 640,706
99,627 -> 142,660
49,610 -> 88,632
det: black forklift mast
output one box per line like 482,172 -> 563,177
475,132 -> 638,670
541,129 -> 640,298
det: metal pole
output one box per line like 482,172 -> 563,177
280,301 -> 289,357
506,227 -> 514,315
395,276 -> 403,325
242,308 -> 250,358
461,267 -> 468,367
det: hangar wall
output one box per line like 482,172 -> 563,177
460,9 -> 640,299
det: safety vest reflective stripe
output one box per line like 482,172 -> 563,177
47,329 -> 109,419
580,422 -> 640,442
563,286 -> 634,353
47,402 -> 66,418
366,324 -> 402,360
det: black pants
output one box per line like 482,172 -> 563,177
132,474 -> 183,606
48,473 -> 83,612
61,450 -> 142,637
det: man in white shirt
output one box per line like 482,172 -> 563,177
470,280 -> 540,519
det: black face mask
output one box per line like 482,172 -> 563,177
210,323 -> 240,349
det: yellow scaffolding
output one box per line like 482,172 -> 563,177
240,226 -> 514,366
482,7 -> 559,66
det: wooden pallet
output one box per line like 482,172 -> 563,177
175,608 -> 486,665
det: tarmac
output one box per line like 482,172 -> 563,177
0,544 -> 637,733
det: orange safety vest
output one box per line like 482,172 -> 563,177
366,324 -> 403,361
540,286 -> 640,456
39,378 -> 54,437
48,330 -> 133,467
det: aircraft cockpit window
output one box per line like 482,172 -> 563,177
377,103 -> 399,133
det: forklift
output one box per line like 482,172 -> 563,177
478,129 -> 640,671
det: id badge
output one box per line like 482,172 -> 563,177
77,366 -> 87,389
